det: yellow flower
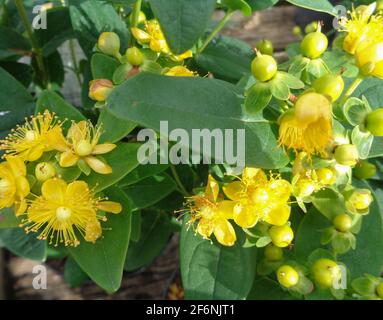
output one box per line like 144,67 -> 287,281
0,156 -> 30,215
356,41 -> 383,79
24,178 -> 122,246
223,168 -> 292,228
0,110 -> 64,162
165,66 -> 198,77
187,175 -> 237,246
131,19 -> 193,62
278,92 -> 333,158
346,188 -> 373,214
51,121 -> 116,175
339,4 -> 383,54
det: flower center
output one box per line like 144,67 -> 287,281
75,140 -> 93,157
0,178 -> 12,197
56,207 -> 72,222
25,130 -> 37,142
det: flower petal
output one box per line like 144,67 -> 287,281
223,181 -> 244,201
217,200 -> 235,219
98,201 -> 122,214
85,156 -> 112,174
263,204 -> 291,226
15,176 -> 30,198
60,151 -> 79,167
46,126 -> 68,152
41,178 -> 67,203
92,143 -> 116,155
213,218 -> 236,246
233,203 -> 259,229
5,156 -> 26,177
196,218 -> 214,239
25,144 -> 45,162
205,175 -> 219,202
66,181 -> 89,199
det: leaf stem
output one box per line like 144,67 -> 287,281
170,164 -> 190,197
131,0 -> 142,28
69,39 -> 82,87
14,0 -> 48,87
339,74 -> 365,107
197,10 -> 234,54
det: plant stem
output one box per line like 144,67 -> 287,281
170,164 -> 190,197
14,0 -> 48,87
131,0 -> 142,28
69,39 -> 82,87
197,10 -> 234,54
339,75 -> 365,107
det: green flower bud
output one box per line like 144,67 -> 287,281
35,162 -> 56,182
97,32 -> 121,57
333,214 -> 352,233
255,39 -> 274,56
126,47 -> 144,66
334,144 -> 359,167
365,108 -> 383,136
264,244 -> 284,261
354,160 -> 377,179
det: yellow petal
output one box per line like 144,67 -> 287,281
66,181 -> 89,199
196,218 -> 214,239
98,201 -> 122,214
223,181 -> 244,201
46,126 -> 68,152
268,179 -> 292,204
205,174 -> 219,202
25,144 -> 45,162
68,121 -> 87,143
84,156 -> 112,174
263,204 -> 291,226
217,200 -> 235,219
131,27 -> 151,43
15,176 -> 30,198
233,203 -> 259,229
60,151 -> 80,167
242,168 -> 267,186
84,218 -> 102,243
6,156 -> 26,177
41,178 -> 67,203
15,199 -> 27,216
213,218 -> 236,246
92,143 -> 116,155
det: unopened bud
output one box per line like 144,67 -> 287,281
334,144 -> 359,167
89,79 -> 114,102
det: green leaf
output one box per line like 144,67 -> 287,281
35,7 -> 75,56
312,188 -> 347,221
223,0 -> 252,16
0,61 -> 33,88
0,228 -> 46,261
82,143 -> 142,192
247,277 -> 292,300
68,187 -> 131,293
369,137 -> 383,158
245,0 -> 279,11
123,173 -> 176,210
0,208 -> 21,229
130,211 -> 142,242
69,0 -> 129,57
340,181 -> 383,278
0,67 -> 34,134
97,107 -> 136,144
0,26 -> 31,59
91,53 -> 120,80
107,73 -> 289,169
277,71 -> 305,89
35,90 -> 86,131
269,77 -> 290,101
195,35 -> 254,81
245,83 -> 272,115
285,0 -> 336,16
64,257 -> 89,288
180,218 -> 257,299
148,0 -> 216,54
118,163 -> 169,187
124,211 -> 172,271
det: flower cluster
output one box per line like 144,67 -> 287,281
187,168 -> 293,247
0,111 -> 121,247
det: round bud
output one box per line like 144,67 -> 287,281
126,47 -> 144,66
130,10 -> 147,25
354,160 -> 377,179
88,79 -> 114,102
376,282 -> 383,299
333,214 -> 352,233
251,54 -> 278,82
366,109 -> 383,136
264,244 -> 284,261
313,74 -> 345,102
255,39 -> 274,55
300,31 -> 328,59
292,26 -> 302,37
316,168 -> 336,185
269,225 -> 294,248
312,259 -> 341,288
35,162 -> 56,182
97,32 -> 121,57
277,265 -> 300,288
348,189 -> 373,211
334,144 -> 359,167
304,21 -> 318,34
